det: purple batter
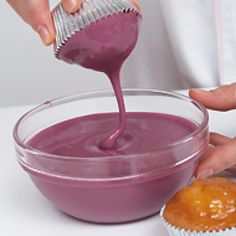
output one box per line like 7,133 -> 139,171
28,112 -> 197,157
57,12 -> 140,149
25,112 -> 200,223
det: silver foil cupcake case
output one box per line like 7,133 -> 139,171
52,0 -> 140,56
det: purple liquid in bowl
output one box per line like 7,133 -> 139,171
22,112 -> 205,223
28,160 -> 198,223
27,113 -> 197,157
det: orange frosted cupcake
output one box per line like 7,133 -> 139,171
161,178 -> 236,236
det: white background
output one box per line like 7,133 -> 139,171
0,0 -> 180,107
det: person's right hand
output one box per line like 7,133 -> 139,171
7,0 -> 140,46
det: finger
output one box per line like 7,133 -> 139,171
196,138 -> 236,179
30,0 -> 55,45
194,145 -> 215,178
7,0 -> 55,45
199,145 -> 215,163
130,0 -> 141,10
210,132 -> 232,146
227,165 -> 236,174
189,83 -> 236,111
61,0 -> 82,13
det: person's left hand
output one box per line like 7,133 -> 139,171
189,83 -> 236,179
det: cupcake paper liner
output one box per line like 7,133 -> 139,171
52,0 -> 140,56
160,206 -> 236,236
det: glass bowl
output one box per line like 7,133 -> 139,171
13,89 -> 209,223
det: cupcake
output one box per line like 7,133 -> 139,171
161,177 -> 236,236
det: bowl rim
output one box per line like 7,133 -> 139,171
13,88 -> 209,164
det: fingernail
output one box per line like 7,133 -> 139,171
66,0 -> 78,12
191,89 -> 209,95
131,0 -> 141,10
197,169 -> 214,179
37,26 -> 51,45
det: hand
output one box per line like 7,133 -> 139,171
7,0 -> 140,46
189,83 -> 236,179
7,0 -> 83,45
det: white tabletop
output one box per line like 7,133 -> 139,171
1,103 -> 236,236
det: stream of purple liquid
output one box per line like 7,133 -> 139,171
58,12 -> 140,149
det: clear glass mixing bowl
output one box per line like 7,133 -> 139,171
13,89 -> 209,223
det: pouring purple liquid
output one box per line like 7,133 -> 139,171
57,12 -> 140,149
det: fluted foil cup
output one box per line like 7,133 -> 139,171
52,0 -> 140,56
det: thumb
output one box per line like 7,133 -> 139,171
61,0 -> 82,13
197,138 -> 236,179
189,83 -> 236,111
130,0 -> 141,10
